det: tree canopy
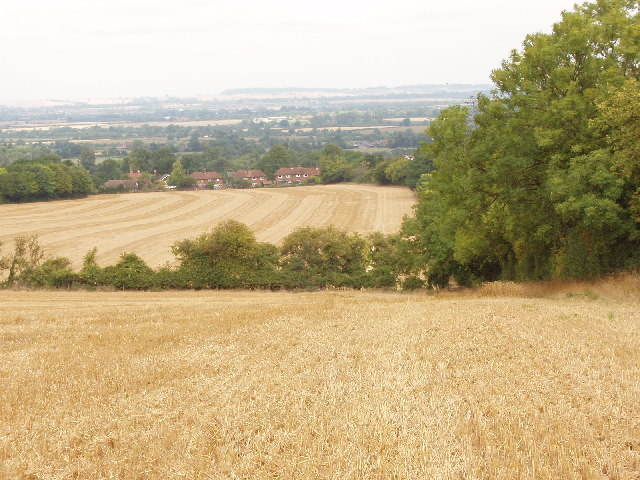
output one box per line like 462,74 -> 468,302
0,155 -> 95,203
404,0 -> 640,286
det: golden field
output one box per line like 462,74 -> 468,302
0,185 -> 415,268
1,283 -> 639,479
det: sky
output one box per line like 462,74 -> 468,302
0,0 -> 580,101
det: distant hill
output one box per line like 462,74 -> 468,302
221,84 -> 493,97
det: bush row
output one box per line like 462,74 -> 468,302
0,221 -> 425,291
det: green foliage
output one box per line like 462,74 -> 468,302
79,248 -> 102,286
0,223 -> 431,291
404,0 -> 640,284
187,134 -> 203,152
68,165 -> 95,194
401,275 -> 424,290
150,148 -> 177,174
167,159 -> 196,189
371,160 -> 393,185
0,235 -> 46,286
403,150 -> 435,189
48,162 -> 74,196
371,151 -> 434,189
0,155 -> 94,203
305,175 -> 321,185
79,146 -> 96,172
0,235 -> 80,288
100,253 -> 156,290
228,177 -> 252,189
171,219 -> 278,288
593,78 -> 640,220
384,157 -> 410,185
365,232 -> 404,288
257,144 -> 294,179
94,158 -> 124,186
22,257 -> 80,288
279,226 -> 369,288
319,144 -> 354,183
127,147 -> 152,173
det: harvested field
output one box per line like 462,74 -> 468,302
1,289 -> 639,479
0,184 -> 415,268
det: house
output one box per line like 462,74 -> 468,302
274,166 -> 320,185
127,169 -> 144,180
103,179 -> 152,191
189,171 -> 225,189
230,169 -> 270,187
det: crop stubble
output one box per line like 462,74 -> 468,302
1,290 -> 639,479
0,184 -> 415,268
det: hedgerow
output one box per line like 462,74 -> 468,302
1,222 -> 419,291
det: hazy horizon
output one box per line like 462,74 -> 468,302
2,0 -> 579,102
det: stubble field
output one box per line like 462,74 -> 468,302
0,184 -> 415,268
2,287 -> 639,479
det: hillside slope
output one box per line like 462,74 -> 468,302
0,184 -> 415,267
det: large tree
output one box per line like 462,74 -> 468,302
167,159 -> 196,189
79,146 -> 96,172
406,0 -> 640,285
257,144 -> 294,179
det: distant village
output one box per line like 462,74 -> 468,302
103,166 -> 321,192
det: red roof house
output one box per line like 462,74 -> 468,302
230,169 -> 270,187
189,171 -> 225,189
274,166 -> 320,185
127,170 -> 144,180
104,179 -> 152,191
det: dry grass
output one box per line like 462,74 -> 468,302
1,289 -> 639,479
474,273 -> 640,302
0,185 -> 415,268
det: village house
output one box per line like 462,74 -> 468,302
189,171 -> 225,189
103,179 -> 152,191
127,169 -> 144,180
230,169 -> 271,187
274,166 -> 320,185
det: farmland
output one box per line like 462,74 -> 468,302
2,285 -> 639,479
0,184 -> 415,268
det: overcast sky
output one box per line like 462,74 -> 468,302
0,0 -> 580,101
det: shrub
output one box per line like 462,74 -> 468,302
100,252 -> 155,289
402,275 -> 425,290
79,248 -> 102,286
0,235 -> 46,286
280,226 -> 369,288
171,220 -> 279,289
22,256 -> 78,288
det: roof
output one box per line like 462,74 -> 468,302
230,169 -> 268,179
104,179 -> 150,189
274,166 -> 320,176
189,171 -> 223,180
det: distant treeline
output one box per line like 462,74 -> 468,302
0,222 -> 423,291
0,118 -> 426,143
0,155 -> 94,203
0,139 -> 434,202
